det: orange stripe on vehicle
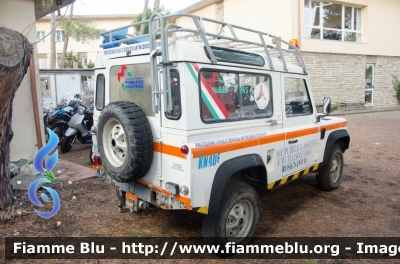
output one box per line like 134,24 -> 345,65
162,144 -> 187,159
321,121 -> 348,132
135,180 -> 191,209
192,134 -> 285,159
153,142 -> 162,152
126,192 -> 137,201
175,194 -> 191,210
259,133 -> 285,145
153,142 -> 186,159
192,144 -> 230,158
229,138 -> 259,152
150,184 -> 163,192
136,179 -> 148,186
286,127 -> 319,140
191,124 -> 333,159
93,164 -> 105,170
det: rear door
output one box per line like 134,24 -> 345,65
107,56 -> 162,184
281,74 -> 320,178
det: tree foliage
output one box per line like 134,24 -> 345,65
59,17 -> 102,43
87,60 -> 95,69
41,0 -> 55,11
58,4 -> 101,68
139,0 -> 150,36
59,51 -> 81,68
392,75 -> 400,104
133,6 -> 170,36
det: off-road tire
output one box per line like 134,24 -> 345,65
60,135 -> 75,153
317,145 -> 344,191
202,181 -> 260,256
97,101 -> 153,182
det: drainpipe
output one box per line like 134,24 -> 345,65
29,51 -> 43,150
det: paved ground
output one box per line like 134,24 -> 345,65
55,159 -> 95,182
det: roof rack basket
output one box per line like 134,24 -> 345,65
99,13 -> 308,113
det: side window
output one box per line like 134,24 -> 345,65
95,74 -> 105,110
165,70 -> 181,120
199,70 -> 273,123
284,78 -> 312,116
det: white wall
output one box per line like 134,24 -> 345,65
54,74 -> 82,101
40,75 -> 58,108
0,0 -> 43,162
224,0 -> 295,44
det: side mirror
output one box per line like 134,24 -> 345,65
323,97 -> 331,115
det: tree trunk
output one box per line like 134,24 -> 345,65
50,12 -> 56,68
138,0 -> 149,36
60,3 -> 74,68
151,0 -> 160,33
0,27 -> 33,210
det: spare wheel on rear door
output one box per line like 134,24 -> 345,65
97,101 -> 153,182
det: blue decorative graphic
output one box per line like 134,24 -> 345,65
28,178 -> 60,218
28,128 -> 60,218
34,128 -> 59,182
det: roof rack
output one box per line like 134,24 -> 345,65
100,13 -> 308,113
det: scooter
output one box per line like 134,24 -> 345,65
45,93 -> 86,143
60,102 -> 93,153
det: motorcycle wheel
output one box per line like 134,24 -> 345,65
50,123 -> 68,144
60,135 -> 75,153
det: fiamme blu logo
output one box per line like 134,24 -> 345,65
28,128 -> 60,219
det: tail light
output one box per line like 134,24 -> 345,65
180,145 -> 189,155
93,155 -> 102,166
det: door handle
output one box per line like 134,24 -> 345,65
265,120 -> 281,126
289,139 -> 298,144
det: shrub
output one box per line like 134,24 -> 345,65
392,75 -> 400,104
332,101 -> 340,111
87,60 -> 95,69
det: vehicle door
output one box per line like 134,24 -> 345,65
185,64 -> 285,189
281,73 -> 320,178
107,56 -> 162,184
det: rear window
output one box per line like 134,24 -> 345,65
95,74 -> 105,110
205,47 -> 265,67
109,63 -> 154,117
165,70 -> 182,120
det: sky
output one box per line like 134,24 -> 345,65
69,0 -> 202,15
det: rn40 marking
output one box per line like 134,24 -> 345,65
198,152 -> 221,169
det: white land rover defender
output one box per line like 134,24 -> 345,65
91,13 -> 350,247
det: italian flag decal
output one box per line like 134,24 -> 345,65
185,62 -> 229,120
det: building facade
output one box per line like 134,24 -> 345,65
36,14 -> 136,69
175,0 -> 400,107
